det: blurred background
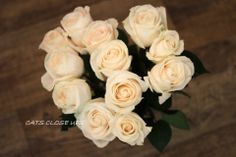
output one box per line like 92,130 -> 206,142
0,0 -> 236,157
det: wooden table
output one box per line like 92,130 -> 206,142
0,0 -> 236,156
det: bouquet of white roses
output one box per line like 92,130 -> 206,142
39,4 -> 208,151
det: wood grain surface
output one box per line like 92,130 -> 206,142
0,0 -> 236,157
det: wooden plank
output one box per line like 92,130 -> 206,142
163,0 -> 236,49
162,122 -> 236,157
193,38 -> 236,73
0,112 -> 32,157
0,0 -> 107,35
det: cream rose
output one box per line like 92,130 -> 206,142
41,49 -> 84,91
52,79 -> 91,114
147,30 -> 184,63
39,27 -> 70,53
81,18 -> 118,53
112,112 -> 152,146
123,4 -> 167,48
105,71 -> 148,113
61,6 -> 92,54
75,98 -> 115,148
90,40 -> 132,81
144,56 -> 194,104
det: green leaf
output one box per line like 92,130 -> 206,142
128,45 -> 138,55
145,90 -> 161,110
80,54 -> 105,98
129,45 -> 147,76
162,110 -> 190,130
146,90 -> 172,111
181,50 -> 209,77
134,96 -> 155,126
148,120 -> 172,152
139,48 -> 155,71
118,28 -> 129,45
60,113 -> 76,131
80,54 -> 95,79
160,96 -> 172,110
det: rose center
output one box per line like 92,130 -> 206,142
116,85 -> 132,99
89,110 -> 108,128
121,122 -> 135,135
165,37 -> 177,50
105,49 -> 120,60
135,11 -> 155,25
87,26 -> 111,45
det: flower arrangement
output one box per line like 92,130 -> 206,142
39,4 -> 208,151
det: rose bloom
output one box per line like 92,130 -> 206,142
123,4 -> 167,48
39,27 -> 70,53
144,56 -> 194,104
75,98 -> 115,148
41,48 -> 84,91
61,6 -> 93,54
112,112 -> 152,146
81,18 -> 118,53
52,79 -> 91,114
105,71 -> 148,113
147,30 -> 184,63
90,40 -> 132,81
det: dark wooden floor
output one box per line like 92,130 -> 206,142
0,0 -> 236,157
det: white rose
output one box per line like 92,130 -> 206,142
39,27 -> 70,53
147,30 -> 184,63
61,6 -> 92,54
112,112 -> 152,146
90,40 -> 132,81
144,56 -> 194,104
41,49 -> 84,91
105,71 -> 148,113
75,98 -> 115,148
81,18 -> 118,53
123,4 -> 167,48
52,79 -> 91,114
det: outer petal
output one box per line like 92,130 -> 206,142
176,40 -> 184,55
158,7 -> 167,29
92,140 -> 110,148
41,72 -> 54,91
159,92 -> 171,104
39,27 -> 70,53
123,18 -> 145,48
107,18 -> 118,29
